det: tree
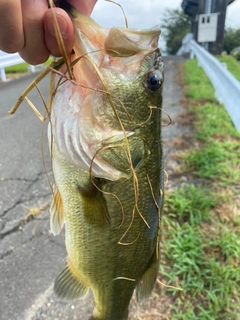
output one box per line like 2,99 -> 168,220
161,9 -> 191,55
223,28 -> 240,54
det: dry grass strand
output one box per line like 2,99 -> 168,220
105,0 -> 128,28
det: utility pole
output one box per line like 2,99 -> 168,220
208,0 -> 229,54
203,0 -> 212,51
205,0 -> 212,14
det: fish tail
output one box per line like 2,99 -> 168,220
89,310 -> 129,320
54,258 -> 88,300
89,302 -> 129,320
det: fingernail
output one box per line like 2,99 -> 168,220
46,13 -> 68,36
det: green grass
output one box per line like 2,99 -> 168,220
183,60 -> 215,101
182,141 -> 239,185
164,184 -> 216,225
162,185 -> 240,319
180,59 -> 239,185
217,54 -> 240,82
162,59 -> 240,319
5,56 -> 54,74
193,102 -> 239,141
5,62 -> 29,73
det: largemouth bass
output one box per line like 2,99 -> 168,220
49,6 -> 164,320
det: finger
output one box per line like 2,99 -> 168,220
19,0 -> 50,65
0,0 -> 24,53
43,8 -> 74,57
67,0 -> 98,15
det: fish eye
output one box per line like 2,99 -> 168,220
144,71 -> 163,92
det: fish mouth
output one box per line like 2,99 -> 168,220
68,9 -> 162,106
69,8 -> 161,62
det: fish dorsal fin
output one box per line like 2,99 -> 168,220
54,258 -> 88,300
136,246 -> 159,302
50,188 -> 65,236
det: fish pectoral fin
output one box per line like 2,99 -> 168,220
50,188 -> 65,236
54,258 -> 88,300
81,182 -> 110,228
136,246 -> 159,303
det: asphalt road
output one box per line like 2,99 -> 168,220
0,56 -> 186,320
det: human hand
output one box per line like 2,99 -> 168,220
0,0 -> 97,65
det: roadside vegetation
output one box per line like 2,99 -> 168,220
160,9 -> 191,55
217,54 -> 240,81
5,56 -> 53,74
161,59 -> 240,319
5,62 -> 29,74
223,27 -> 240,57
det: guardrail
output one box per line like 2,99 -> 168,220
177,34 -> 240,133
0,52 -> 36,82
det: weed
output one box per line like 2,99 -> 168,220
207,225 -> 240,263
164,184 -> 216,225
162,223 -> 205,295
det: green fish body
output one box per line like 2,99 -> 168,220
49,8 -> 164,320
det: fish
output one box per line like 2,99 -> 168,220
48,5 -> 164,320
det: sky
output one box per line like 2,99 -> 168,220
91,0 -> 240,49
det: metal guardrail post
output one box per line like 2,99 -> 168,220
28,65 -> 36,72
0,68 -> 6,82
0,51 -> 37,82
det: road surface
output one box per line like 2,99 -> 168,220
0,56 -> 186,320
